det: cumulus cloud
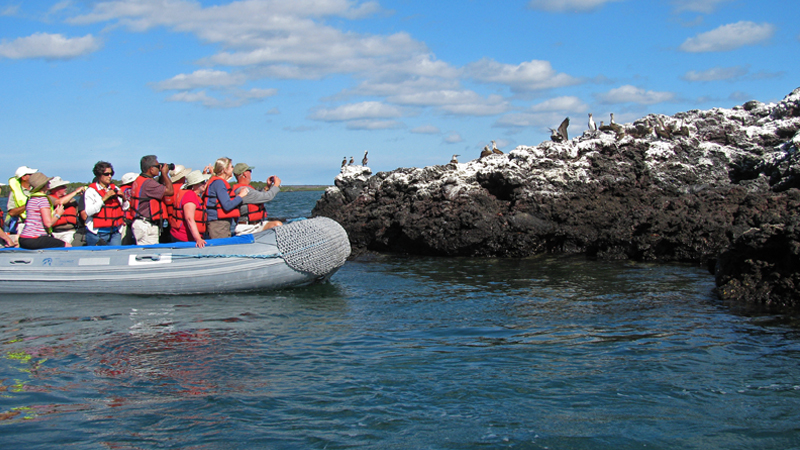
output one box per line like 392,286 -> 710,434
494,96 -> 587,129
670,0 -> 733,13
682,65 -> 749,82
0,32 -> 101,60
679,21 -> 775,52
389,90 -> 509,116
527,0 -> 621,13
596,85 -> 675,105
151,69 -> 247,91
309,101 -> 403,122
411,125 -> 441,134
443,132 -> 463,144
466,58 -> 581,92
165,87 -> 276,108
346,119 -> 404,130
529,96 -> 589,112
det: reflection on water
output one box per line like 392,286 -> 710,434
2,251 -> 800,448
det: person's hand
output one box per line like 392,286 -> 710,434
237,187 -> 249,198
267,175 -> 281,189
54,204 -> 65,216
196,238 -> 206,249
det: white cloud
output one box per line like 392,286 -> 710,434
1,5 -> 19,16
682,65 -> 749,82
346,119 -> 404,130
444,132 -> 463,144
151,69 -> 247,91
466,58 -> 581,92
679,21 -> 775,52
309,101 -> 403,122
0,32 -> 101,60
530,96 -> 589,112
670,0 -> 733,13
165,88 -> 275,108
527,0 -> 621,13
596,85 -> 675,105
410,125 -> 440,134
387,89 -> 509,116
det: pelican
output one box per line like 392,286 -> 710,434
557,117 -> 570,141
491,140 -> 503,155
362,150 -> 369,166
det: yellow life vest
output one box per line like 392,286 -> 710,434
6,177 -> 30,221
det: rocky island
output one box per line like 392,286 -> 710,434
313,87 -> 800,313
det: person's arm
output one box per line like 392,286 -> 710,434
240,185 -> 279,204
182,201 -> 206,248
83,188 -> 105,217
160,164 -> 174,196
50,186 -> 87,206
41,204 -> 64,229
0,228 -> 15,247
211,181 -> 243,212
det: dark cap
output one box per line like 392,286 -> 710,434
233,163 -> 254,176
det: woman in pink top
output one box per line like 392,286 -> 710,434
18,172 -> 70,249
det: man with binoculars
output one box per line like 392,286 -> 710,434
130,155 -> 174,245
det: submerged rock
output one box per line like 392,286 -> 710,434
314,87 -> 800,311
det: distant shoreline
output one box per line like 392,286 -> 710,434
0,183 -> 331,197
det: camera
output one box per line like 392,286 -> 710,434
162,163 -> 175,171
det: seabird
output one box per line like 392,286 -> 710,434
610,113 -> 616,125
450,154 -> 459,164
491,140 -> 503,155
588,113 -> 597,133
557,117 -> 570,141
480,145 -> 492,159
341,157 -> 347,167
362,150 -> 368,166
348,156 -> 354,165
549,127 -> 563,142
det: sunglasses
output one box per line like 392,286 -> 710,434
102,172 -> 114,176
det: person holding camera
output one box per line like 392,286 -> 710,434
232,162 -> 283,235
130,155 -> 174,245
84,161 -> 127,246
204,157 -> 248,239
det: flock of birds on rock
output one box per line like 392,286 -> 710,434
342,151 -> 369,167
549,112 -> 692,143
339,112 -> 696,169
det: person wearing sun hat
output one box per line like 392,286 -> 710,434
47,176 -> 87,246
117,172 -> 138,245
163,165 -> 192,239
18,172 -> 70,249
171,170 -> 211,248
5,165 -> 38,234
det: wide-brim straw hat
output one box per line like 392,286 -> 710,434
48,176 -> 70,190
29,172 -> 53,193
169,165 -> 192,183
185,170 -> 211,187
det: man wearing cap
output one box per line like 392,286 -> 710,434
232,162 -> 283,235
5,166 -> 38,235
130,155 -> 174,245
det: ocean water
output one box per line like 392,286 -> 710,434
2,191 -> 800,449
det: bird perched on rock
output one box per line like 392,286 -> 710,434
610,113 -> 616,125
341,157 -> 347,167
588,113 -> 597,133
480,145 -> 492,159
348,156 -> 354,165
654,116 -> 672,139
450,154 -> 459,164
362,150 -> 368,166
557,117 -> 570,141
549,127 -> 563,142
491,140 -> 503,155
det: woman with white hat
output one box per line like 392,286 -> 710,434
171,170 -> 210,248
18,172 -> 69,249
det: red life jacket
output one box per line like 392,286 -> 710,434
232,183 -> 268,223
173,189 -> 207,235
119,185 -> 135,223
88,182 -> 125,228
130,175 -> 166,222
203,176 -> 240,220
53,204 -> 79,228
164,189 -> 180,229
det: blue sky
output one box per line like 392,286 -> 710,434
1,0 -> 798,185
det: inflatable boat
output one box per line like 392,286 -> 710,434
0,217 -> 350,294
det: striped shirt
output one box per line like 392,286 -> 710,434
20,196 -> 51,238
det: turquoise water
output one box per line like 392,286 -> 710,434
2,191 -> 800,449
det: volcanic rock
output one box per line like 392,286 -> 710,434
313,87 -> 800,311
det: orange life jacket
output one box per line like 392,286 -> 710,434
232,183 -> 268,223
88,182 -> 125,228
173,189 -> 207,235
119,185 -> 135,223
130,175 -> 166,222
53,204 -> 79,228
203,176 -> 240,220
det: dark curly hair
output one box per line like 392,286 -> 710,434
92,161 -> 114,178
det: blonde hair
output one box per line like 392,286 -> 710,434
213,157 -> 232,176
